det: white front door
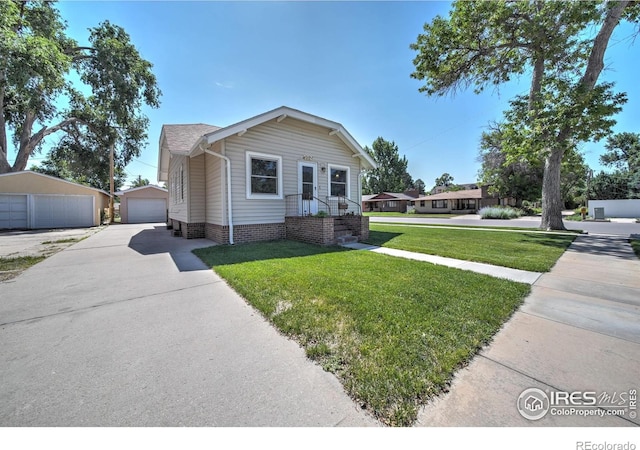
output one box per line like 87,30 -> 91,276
298,161 -> 318,215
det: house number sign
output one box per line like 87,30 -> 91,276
302,155 -> 314,161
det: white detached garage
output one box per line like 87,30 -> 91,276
0,171 -> 110,229
116,185 -> 168,224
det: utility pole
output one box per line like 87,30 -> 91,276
109,139 -> 114,224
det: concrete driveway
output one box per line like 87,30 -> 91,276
0,227 -> 100,258
0,224 -> 378,426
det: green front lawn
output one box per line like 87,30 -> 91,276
365,224 -> 576,272
194,241 -> 530,426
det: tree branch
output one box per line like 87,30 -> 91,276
557,0 -> 629,144
28,117 -> 85,150
580,1 -> 629,91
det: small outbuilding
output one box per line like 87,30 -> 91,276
116,185 -> 168,224
0,171 -> 110,229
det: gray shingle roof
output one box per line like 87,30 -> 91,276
416,189 -> 483,201
162,124 -> 220,154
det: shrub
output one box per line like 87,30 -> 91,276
315,211 -> 329,218
479,206 -> 522,219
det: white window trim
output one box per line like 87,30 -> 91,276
327,164 -> 350,199
246,151 -> 283,200
179,164 -> 184,202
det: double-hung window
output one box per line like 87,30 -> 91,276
246,151 -> 283,199
328,164 -> 350,198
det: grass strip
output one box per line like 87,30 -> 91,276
0,255 -> 46,271
0,255 -> 47,281
194,240 -> 530,426
366,224 -> 576,272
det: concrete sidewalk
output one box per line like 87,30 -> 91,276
0,224 -> 378,426
342,242 -> 542,284
416,234 -> 640,426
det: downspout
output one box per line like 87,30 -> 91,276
201,143 -> 234,245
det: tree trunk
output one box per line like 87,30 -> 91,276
540,147 -> 566,230
539,1 -> 629,230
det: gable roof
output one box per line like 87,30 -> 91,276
158,124 -> 220,180
115,185 -> 167,196
0,170 -> 110,196
158,106 -> 376,181
416,189 -> 484,201
162,124 -> 221,155
363,192 -> 418,202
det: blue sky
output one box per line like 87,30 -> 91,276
16,1 -> 640,189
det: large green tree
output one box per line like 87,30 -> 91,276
0,0 -> 161,178
589,170 -> 635,199
413,178 -> 426,195
434,172 -> 454,189
411,0 -> 638,230
30,144 -> 127,192
478,123 -> 589,207
130,175 -> 150,188
362,137 -> 413,194
601,132 -> 640,172
589,131 -> 640,199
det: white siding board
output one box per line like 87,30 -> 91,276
168,155 -> 188,222
189,154 -> 206,223
224,117 -> 362,225
205,150 -> 225,225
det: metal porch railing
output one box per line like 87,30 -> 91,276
285,193 -> 332,217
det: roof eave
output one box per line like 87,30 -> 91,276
201,106 -> 377,169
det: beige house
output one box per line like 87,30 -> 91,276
158,106 -> 377,245
414,186 -> 503,214
0,171 -> 110,229
116,185 -> 168,224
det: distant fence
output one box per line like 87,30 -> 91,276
588,199 -> 640,218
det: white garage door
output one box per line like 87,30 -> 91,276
0,194 -> 28,229
128,198 -> 167,223
32,195 -> 94,229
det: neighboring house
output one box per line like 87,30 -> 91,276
362,190 -> 420,213
0,171 -> 110,229
414,185 -> 512,214
158,106 -> 377,245
116,185 -> 168,224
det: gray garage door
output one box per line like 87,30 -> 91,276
32,195 -> 94,229
128,198 -> 167,223
0,194 -> 28,229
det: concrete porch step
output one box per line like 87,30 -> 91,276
336,235 -> 358,245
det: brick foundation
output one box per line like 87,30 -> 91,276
169,219 -> 204,239
205,222 -> 285,244
173,216 -> 369,246
339,215 -> 369,240
285,216 -> 335,245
